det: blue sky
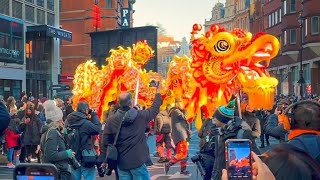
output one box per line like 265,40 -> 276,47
229,148 -> 250,160
133,0 -> 226,41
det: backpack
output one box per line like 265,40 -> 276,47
154,114 -> 164,134
65,127 -> 81,160
211,118 -> 258,180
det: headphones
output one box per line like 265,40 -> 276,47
284,100 -> 320,130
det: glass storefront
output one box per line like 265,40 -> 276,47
26,31 -> 52,98
0,79 -> 22,100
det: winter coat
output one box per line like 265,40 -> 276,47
5,128 -> 20,148
169,107 -> 190,144
65,105 -> 74,118
264,114 -> 288,140
42,128 -> 69,172
154,110 -> 171,134
65,111 -> 101,161
103,93 -> 162,170
198,119 -> 216,154
288,134 -> 320,163
211,117 -> 260,180
242,112 -> 261,138
0,102 -> 10,135
19,115 -> 42,146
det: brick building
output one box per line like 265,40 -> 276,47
60,0 -> 132,86
205,0 -> 250,32
250,0 -> 320,96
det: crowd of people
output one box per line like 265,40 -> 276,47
0,88 -> 319,180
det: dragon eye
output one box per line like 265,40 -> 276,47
214,40 -> 230,52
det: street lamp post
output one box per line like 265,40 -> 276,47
297,12 -> 306,98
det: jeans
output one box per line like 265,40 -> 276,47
118,164 -> 150,180
7,148 -> 14,162
72,166 -> 96,180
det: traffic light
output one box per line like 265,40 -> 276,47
93,5 -> 101,28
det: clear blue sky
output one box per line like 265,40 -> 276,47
133,0 -> 225,41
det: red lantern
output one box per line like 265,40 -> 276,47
93,5 -> 101,28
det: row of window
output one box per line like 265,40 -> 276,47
161,56 -> 172,63
283,16 -> 319,45
25,0 -> 55,11
268,8 -> 281,28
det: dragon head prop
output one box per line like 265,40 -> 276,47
191,24 -> 279,111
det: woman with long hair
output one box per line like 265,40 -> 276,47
7,96 -> 17,119
41,100 -> 75,180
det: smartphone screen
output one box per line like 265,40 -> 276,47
14,164 -> 58,180
226,140 -> 252,180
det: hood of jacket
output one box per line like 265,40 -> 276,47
289,134 -> 320,161
40,125 -> 49,135
66,111 -> 87,128
120,108 -> 138,126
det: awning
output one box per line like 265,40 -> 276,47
27,25 -> 72,42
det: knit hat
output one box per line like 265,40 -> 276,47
213,100 -> 235,124
44,100 -> 63,122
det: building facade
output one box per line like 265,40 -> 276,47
0,0 -> 69,100
60,0 -> 132,86
250,0 -> 320,96
205,0 -> 250,32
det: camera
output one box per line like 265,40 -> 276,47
191,154 -> 206,177
97,166 -> 106,177
70,157 -> 81,169
149,80 -> 159,87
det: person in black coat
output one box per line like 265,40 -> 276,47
19,103 -> 42,163
0,101 -> 10,136
103,84 -> 162,179
65,102 -> 101,180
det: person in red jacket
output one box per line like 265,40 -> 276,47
5,118 -> 21,168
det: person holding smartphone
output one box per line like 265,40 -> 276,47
42,100 -> 75,179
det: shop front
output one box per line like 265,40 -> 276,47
0,15 -> 25,101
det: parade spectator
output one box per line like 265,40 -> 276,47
19,103 -> 42,163
198,115 -> 216,180
256,110 -> 270,148
65,96 -> 74,118
241,103 -> 261,138
263,143 -> 320,180
103,84 -> 162,180
6,96 -> 18,119
154,104 -> 173,163
16,98 -> 28,120
284,100 -> 320,163
165,97 -> 191,176
0,102 -> 11,135
65,102 -> 101,180
5,118 -> 21,168
211,100 -> 260,180
41,100 -> 74,179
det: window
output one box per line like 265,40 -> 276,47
25,5 -> 34,22
25,0 -> 34,3
272,13 -> 274,26
162,57 -> 165,63
283,30 -> 287,45
12,1 -> 23,19
305,19 -> 308,36
0,0 -> 9,15
290,0 -> 296,13
290,29 -> 296,44
37,0 -> 44,7
37,9 -> 45,24
47,0 -> 54,11
107,0 -> 112,8
47,13 -> 55,26
311,16 -> 319,34
279,9 -> 282,22
283,0 -> 287,15
275,11 -> 278,24
268,14 -> 271,27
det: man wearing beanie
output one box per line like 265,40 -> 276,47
41,100 -> 75,179
211,99 -> 258,180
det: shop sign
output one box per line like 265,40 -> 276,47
46,26 -> 72,42
0,48 -> 20,58
121,8 -> 130,29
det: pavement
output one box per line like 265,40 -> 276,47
0,123 -> 279,180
